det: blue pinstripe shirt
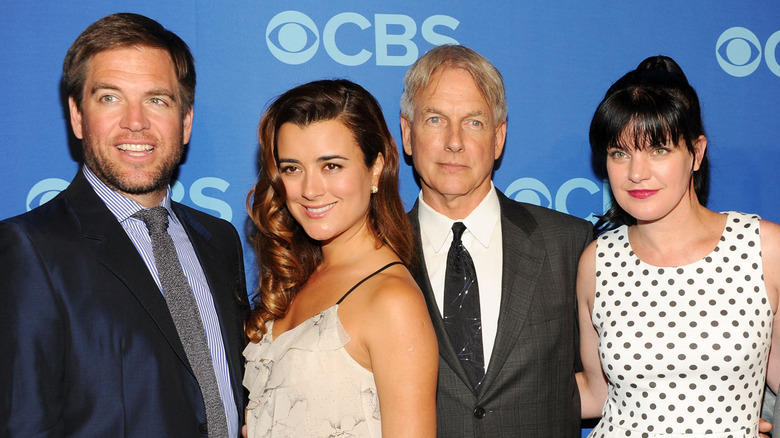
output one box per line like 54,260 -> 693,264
83,166 -> 238,437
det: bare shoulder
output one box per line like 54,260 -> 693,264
361,263 -> 427,316
577,240 -> 599,304
577,240 -> 600,301
338,262 -> 428,325
339,262 -> 436,369
578,239 -> 598,274
761,219 -> 780,248
340,263 -> 432,347
760,219 -> 780,276
581,238 -> 598,259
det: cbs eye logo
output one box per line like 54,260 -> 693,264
716,27 -> 780,77
265,10 -> 459,66
266,11 -> 320,65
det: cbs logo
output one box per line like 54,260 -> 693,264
716,27 -> 780,77
27,177 -> 235,221
505,177 -> 610,223
266,10 -> 459,66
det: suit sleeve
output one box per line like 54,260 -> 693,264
573,221 -> 594,373
226,219 -> 250,417
0,221 -> 66,437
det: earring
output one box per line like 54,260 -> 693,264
371,185 -> 378,194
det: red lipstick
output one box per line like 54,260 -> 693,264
627,190 -> 658,199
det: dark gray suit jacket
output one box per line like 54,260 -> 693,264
0,170 -> 248,437
408,190 -> 592,437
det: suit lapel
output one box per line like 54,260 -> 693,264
175,204 -> 245,400
478,192 -> 544,397
66,172 -> 192,373
409,202 -> 477,395
173,205 -> 219,306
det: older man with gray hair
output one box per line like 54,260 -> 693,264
400,44 -> 592,437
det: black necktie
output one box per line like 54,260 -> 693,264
443,222 -> 484,389
133,207 -> 229,438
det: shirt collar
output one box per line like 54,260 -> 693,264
82,165 -> 174,223
417,183 -> 501,253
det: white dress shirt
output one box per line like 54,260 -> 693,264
417,184 -> 503,369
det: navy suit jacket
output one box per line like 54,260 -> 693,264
408,190 -> 592,437
0,171 -> 248,437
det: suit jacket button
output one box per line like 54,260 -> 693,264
199,422 -> 208,434
473,406 -> 486,419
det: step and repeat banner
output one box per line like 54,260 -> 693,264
1,2 -> 778,433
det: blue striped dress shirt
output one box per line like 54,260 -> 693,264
83,166 -> 238,438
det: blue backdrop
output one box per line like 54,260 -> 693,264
2,2 -> 778,434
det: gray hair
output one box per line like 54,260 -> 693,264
400,44 -> 507,123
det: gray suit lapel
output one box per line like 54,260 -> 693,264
478,192 -> 545,396
408,202 -> 478,395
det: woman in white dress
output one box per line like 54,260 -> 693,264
244,79 -> 438,438
576,56 -> 780,437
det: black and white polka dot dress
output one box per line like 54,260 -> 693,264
589,212 -> 771,437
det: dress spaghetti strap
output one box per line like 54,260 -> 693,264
336,261 -> 403,304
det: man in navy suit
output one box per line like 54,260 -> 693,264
0,13 -> 247,437
400,44 -> 592,437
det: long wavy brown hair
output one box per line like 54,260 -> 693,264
245,79 -> 414,343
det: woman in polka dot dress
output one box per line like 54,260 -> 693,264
576,55 -> 780,437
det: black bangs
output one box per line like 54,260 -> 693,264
591,86 -> 689,157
